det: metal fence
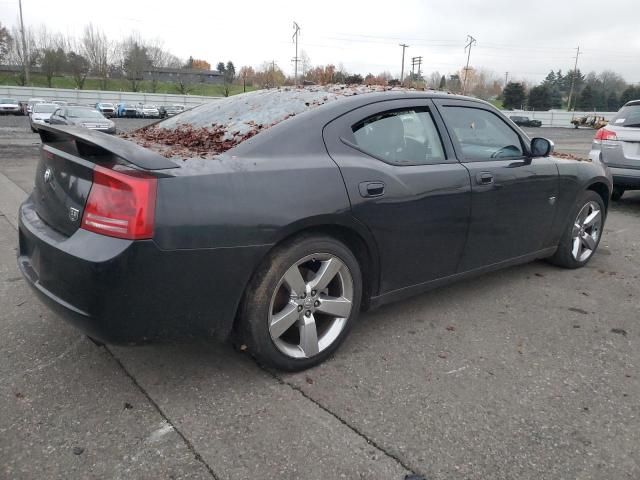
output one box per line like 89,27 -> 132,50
501,110 -> 617,127
0,85 -> 619,126
0,85 -> 221,108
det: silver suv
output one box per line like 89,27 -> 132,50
591,99 -> 640,200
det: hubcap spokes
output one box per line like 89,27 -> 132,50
269,254 -> 354,359
571,201 -> 602,262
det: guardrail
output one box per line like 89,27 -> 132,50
0,85 -> 221,108
502,110 -> 617,127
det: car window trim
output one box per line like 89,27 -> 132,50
433,100 -> 532,162
331,99 -> 457,167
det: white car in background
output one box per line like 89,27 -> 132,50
29,103 -> 58,132
27,98 -> 46,114
0,98 -> 21,115
136,104 -> 160,118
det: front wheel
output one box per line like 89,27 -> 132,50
548,191 -> 605,268
239,234 -> 362,371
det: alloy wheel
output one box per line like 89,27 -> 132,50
571,201 -> 602,262
268,253 -> 354,359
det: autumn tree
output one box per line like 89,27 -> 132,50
191,58 -> 211,70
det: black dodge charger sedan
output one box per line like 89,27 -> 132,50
18,87 -> 612,371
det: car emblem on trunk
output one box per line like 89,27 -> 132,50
43,167 -> 53,184
69,207 -> 80,222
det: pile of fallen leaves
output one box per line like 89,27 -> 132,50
553,152 -> 591,162
121,122 -> 267,159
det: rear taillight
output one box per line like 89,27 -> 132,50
81,165 -> 157,240
594,128 -> 617,142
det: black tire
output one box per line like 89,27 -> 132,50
548,190 -> 605,269
30,126 -> 37,133
239,234 -> 362,371
611,186 -> 625,201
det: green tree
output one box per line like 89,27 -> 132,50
345,73 -> 363,85
67,51 -> 90,89
123,42 -> 150,92
439,75 -> 446,89
216,61 -> 225,74
577,84 -> 595,110
225,60 -> 235,80
620,86 -> 640,106
40,47 -> 67,88
607,92 -> 619,111
527,85 -> 552,110
502,82 -> 526,109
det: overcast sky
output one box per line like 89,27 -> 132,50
2,0 -> 639,84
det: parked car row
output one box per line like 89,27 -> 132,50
110,102 -> 186,118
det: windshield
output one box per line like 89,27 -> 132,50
67,107 -> 105,119
1,98 -> 18,104
610,104 -> 640,128
33,104 -> 58,113
143,105 -> 157,109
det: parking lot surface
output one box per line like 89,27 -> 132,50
1,115 -> 638,479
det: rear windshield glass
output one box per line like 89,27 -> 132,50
610,104 -> 640,128
1,98 -> 17,104
33,104 -> 57,113
67,107 -> 104,119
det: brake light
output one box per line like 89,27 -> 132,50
81,165 -> 157,240
594,128 -> 617,142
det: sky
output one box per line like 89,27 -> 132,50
1,0 -> 639,84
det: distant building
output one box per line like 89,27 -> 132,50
142,68 -> 224,85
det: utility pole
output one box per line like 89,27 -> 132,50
399,43 -> 409,83
292,22 -> 300,86
18,0 -> 29,84
462,35 -> 476,95
411,56 -> 423,83
567,46 -> 581,112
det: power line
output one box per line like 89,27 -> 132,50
462,35 -> 476,95
399,43 -> 409,83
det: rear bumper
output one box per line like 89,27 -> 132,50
18,197 -> 269,343
609,166 -> 640,189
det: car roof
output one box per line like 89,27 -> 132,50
624,99 -> 640,107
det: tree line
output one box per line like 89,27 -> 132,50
503,69 -> 637,111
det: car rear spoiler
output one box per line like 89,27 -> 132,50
37,124 -> 179,171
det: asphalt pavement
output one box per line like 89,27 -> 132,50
1,116 -> 639,480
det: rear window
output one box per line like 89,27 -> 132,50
610,104 -> 640,128
34,104 -> 57,113
1,98 -> 17,104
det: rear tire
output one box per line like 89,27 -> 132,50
548,190 -> 605,269
239,234 -> 362,371
611,186 -> 625,201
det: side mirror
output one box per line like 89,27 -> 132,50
531,137 -> 554,157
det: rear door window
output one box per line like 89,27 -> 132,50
350,108 -> 446,165
440,106 -> 524,161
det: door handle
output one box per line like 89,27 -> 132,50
359,181 -> 385,198
475,172 -> 494,185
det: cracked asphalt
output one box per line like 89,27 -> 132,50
1,116 -> 639,479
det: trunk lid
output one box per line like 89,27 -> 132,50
602,125 -> 640,168
33,124 -> 178,237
